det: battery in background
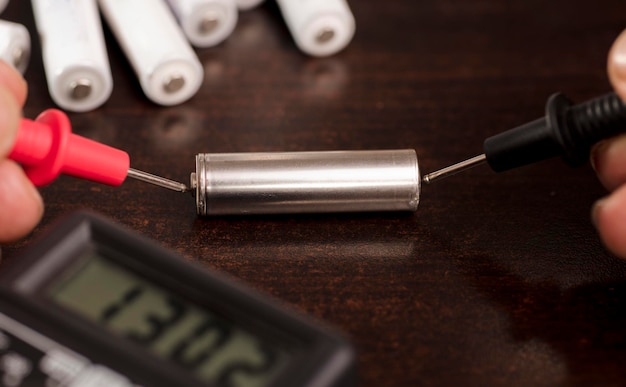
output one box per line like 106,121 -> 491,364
275,0 -> 355,57
0,20 -> 29,74
31,0 -> 113,113
98,0 -> 204,107
166,0 -> 238,48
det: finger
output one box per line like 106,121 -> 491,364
0,60 -> 27,107
591,134 -> 626,191
0,85 -> 21,158
593,184 -> 626,259
0,160 -> 43,242
608,29 -> 626,102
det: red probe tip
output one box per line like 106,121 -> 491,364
7,109 -> 130,186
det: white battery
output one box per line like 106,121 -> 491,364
0,20 -> 29,74
235,0 -> 264,11
275,0 -> 355,57
98,0 -> 204,106
31,0 -> 113,112
166,0 -> 238,48
0,0 -> 8,14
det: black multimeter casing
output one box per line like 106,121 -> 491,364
0,211 -> 356,387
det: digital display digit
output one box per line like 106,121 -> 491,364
47,254 -> 288,387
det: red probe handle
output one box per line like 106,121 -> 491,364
7,109 -> 130,186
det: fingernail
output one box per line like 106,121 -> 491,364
591,198 -> 607,228
610,30 -> 626,80
29,184 -> 43,215
590,140 -> 608,172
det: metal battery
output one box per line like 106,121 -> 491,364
191,149 -> 420,215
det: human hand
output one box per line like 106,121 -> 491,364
592,29 -> 626,258
0,61 -> 43,242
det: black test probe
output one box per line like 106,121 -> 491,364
422,92 -> 626,183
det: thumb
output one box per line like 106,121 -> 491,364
608,29 -> 626,102
593,184 -> 626,259
0,160 -> 43,242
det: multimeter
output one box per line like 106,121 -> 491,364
0,212 -> 355,386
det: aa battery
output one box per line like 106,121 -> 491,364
0,20 -> 29,74
275,0 -> 355,57
31,0 -> 113,112
98,0 -> 204,106
166,0 -> 238,48
192,150 -> 420,215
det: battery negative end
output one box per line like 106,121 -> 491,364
316,28 -> 335,44
163,74 -> 186,94
68,78 -> 93,101
198,13 -> 220,34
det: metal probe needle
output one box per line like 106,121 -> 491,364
422,154 -> 487,184
127,168 -> 189,192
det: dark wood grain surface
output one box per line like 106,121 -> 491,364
2,1 -> 626,386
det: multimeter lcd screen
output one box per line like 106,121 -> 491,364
47,253 -> 288,387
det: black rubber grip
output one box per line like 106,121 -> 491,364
483,92 -> 626,172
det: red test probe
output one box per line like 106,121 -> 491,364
7,109 -> 188,191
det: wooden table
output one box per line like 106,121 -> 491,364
3,1 -> 626,386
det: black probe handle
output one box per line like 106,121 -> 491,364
483,92 -> 626,172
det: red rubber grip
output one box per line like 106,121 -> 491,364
8,109 -> 129,186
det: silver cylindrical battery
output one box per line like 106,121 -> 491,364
166,0 -> 238,48
275,0 -> 355,57
191,150 -> 420,215
31,0 -> 113,112
98,0 -> 204,106
0,20 -> 30,74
